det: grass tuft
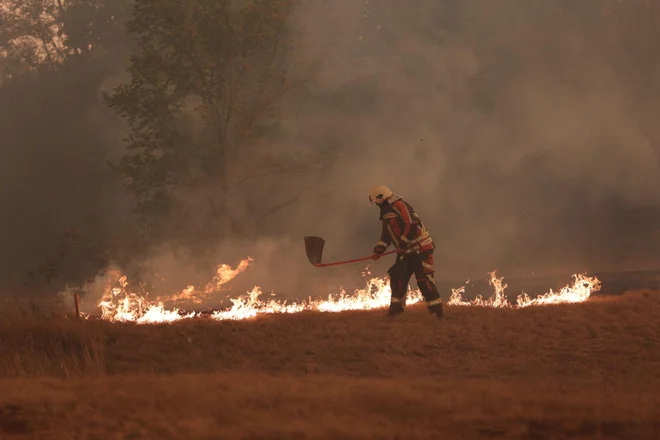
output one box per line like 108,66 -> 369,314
0,298 -> 105,378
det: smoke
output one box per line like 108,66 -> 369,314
0,73 -> 129,289
259,0 -> 660,281
118,0 -> 660,300
4,0 -> 660,302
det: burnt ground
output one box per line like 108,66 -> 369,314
1,273 -> 659,439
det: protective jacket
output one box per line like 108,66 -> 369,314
373,195 -> 434,255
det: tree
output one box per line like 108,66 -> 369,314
104,0 -> 329,251
0,0 -> 133,79
0,0 -> 137,292
0,0 -> 69,77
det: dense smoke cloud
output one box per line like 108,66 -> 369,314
271,0 -> 660,282
0,70 -> 131,290
2,0 -> 660,299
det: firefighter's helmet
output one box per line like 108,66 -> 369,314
369,185 -> 394,205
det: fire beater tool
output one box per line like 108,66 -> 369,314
304,236 -> 399,268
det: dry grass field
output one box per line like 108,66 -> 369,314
0,290 -> 659,439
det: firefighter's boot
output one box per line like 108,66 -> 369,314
428,302 -> 444,320
387,302 -> 405,317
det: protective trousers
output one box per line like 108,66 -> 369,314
387,250 -> 443,317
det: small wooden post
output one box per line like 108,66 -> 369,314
74,291 -> 81,319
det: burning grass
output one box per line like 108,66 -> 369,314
0,274 -> 660,439
89,257 -> 603,324
0,282 -> 658,438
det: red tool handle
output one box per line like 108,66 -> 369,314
312,250 -> 400,267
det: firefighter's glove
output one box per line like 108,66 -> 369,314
372,242 -> 387,260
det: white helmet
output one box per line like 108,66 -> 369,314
369,185 -> 394,204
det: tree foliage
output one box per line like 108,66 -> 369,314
0,0 -> 133,80
104,0 -> 326,249
0,0 -> 136,292
4,0 -> 660,292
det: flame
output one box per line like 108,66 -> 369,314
205,257 -> 253,293
93,259 -> 602,324
154,257 -> 254,305
209,277 -> 422,321
447,270 -> 601,308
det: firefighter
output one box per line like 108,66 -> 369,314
369,185 -> 444,319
